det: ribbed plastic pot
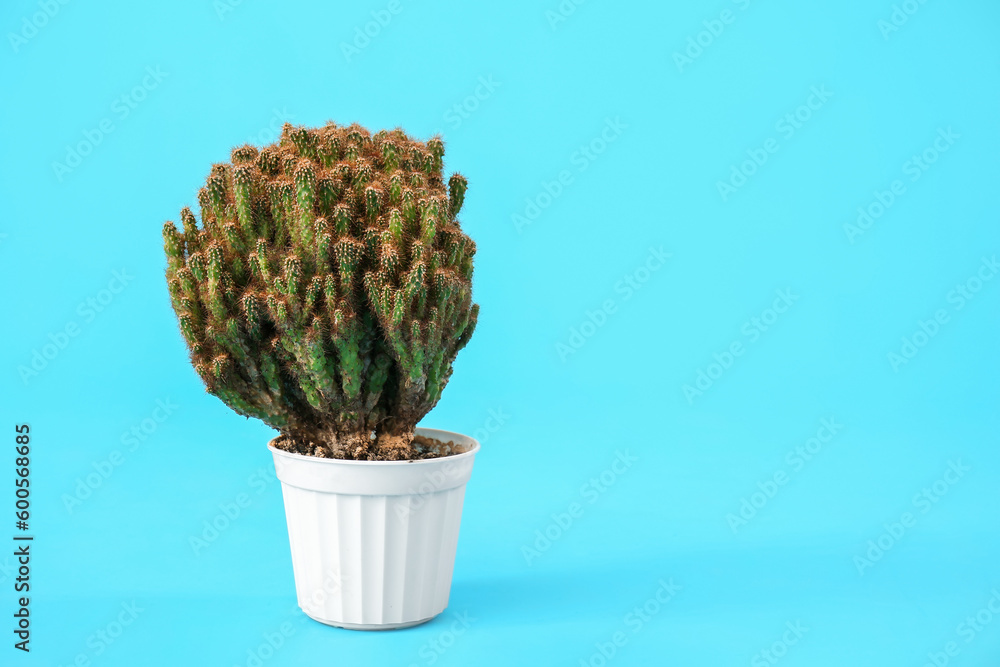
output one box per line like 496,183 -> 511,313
268,427 -> 479,630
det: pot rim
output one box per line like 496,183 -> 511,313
266,426 -> 481,467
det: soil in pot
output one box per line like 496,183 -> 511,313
271,433 -> 468,461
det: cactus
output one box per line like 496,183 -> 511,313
163,122 -> 478,460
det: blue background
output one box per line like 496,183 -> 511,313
2,0 -> 999,665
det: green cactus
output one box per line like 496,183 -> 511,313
163,122 -> 478,460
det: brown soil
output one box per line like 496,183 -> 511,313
410,434 -> 467,459
272,433 -> 468,461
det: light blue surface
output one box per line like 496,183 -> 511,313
2,0 -> 999,664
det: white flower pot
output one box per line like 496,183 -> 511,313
268,427 -> 479,630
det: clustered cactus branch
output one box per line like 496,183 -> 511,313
163,122 -> 478,460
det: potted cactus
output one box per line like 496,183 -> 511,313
162,121 -> 481,629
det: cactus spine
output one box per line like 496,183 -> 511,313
163,122 -> 478,460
